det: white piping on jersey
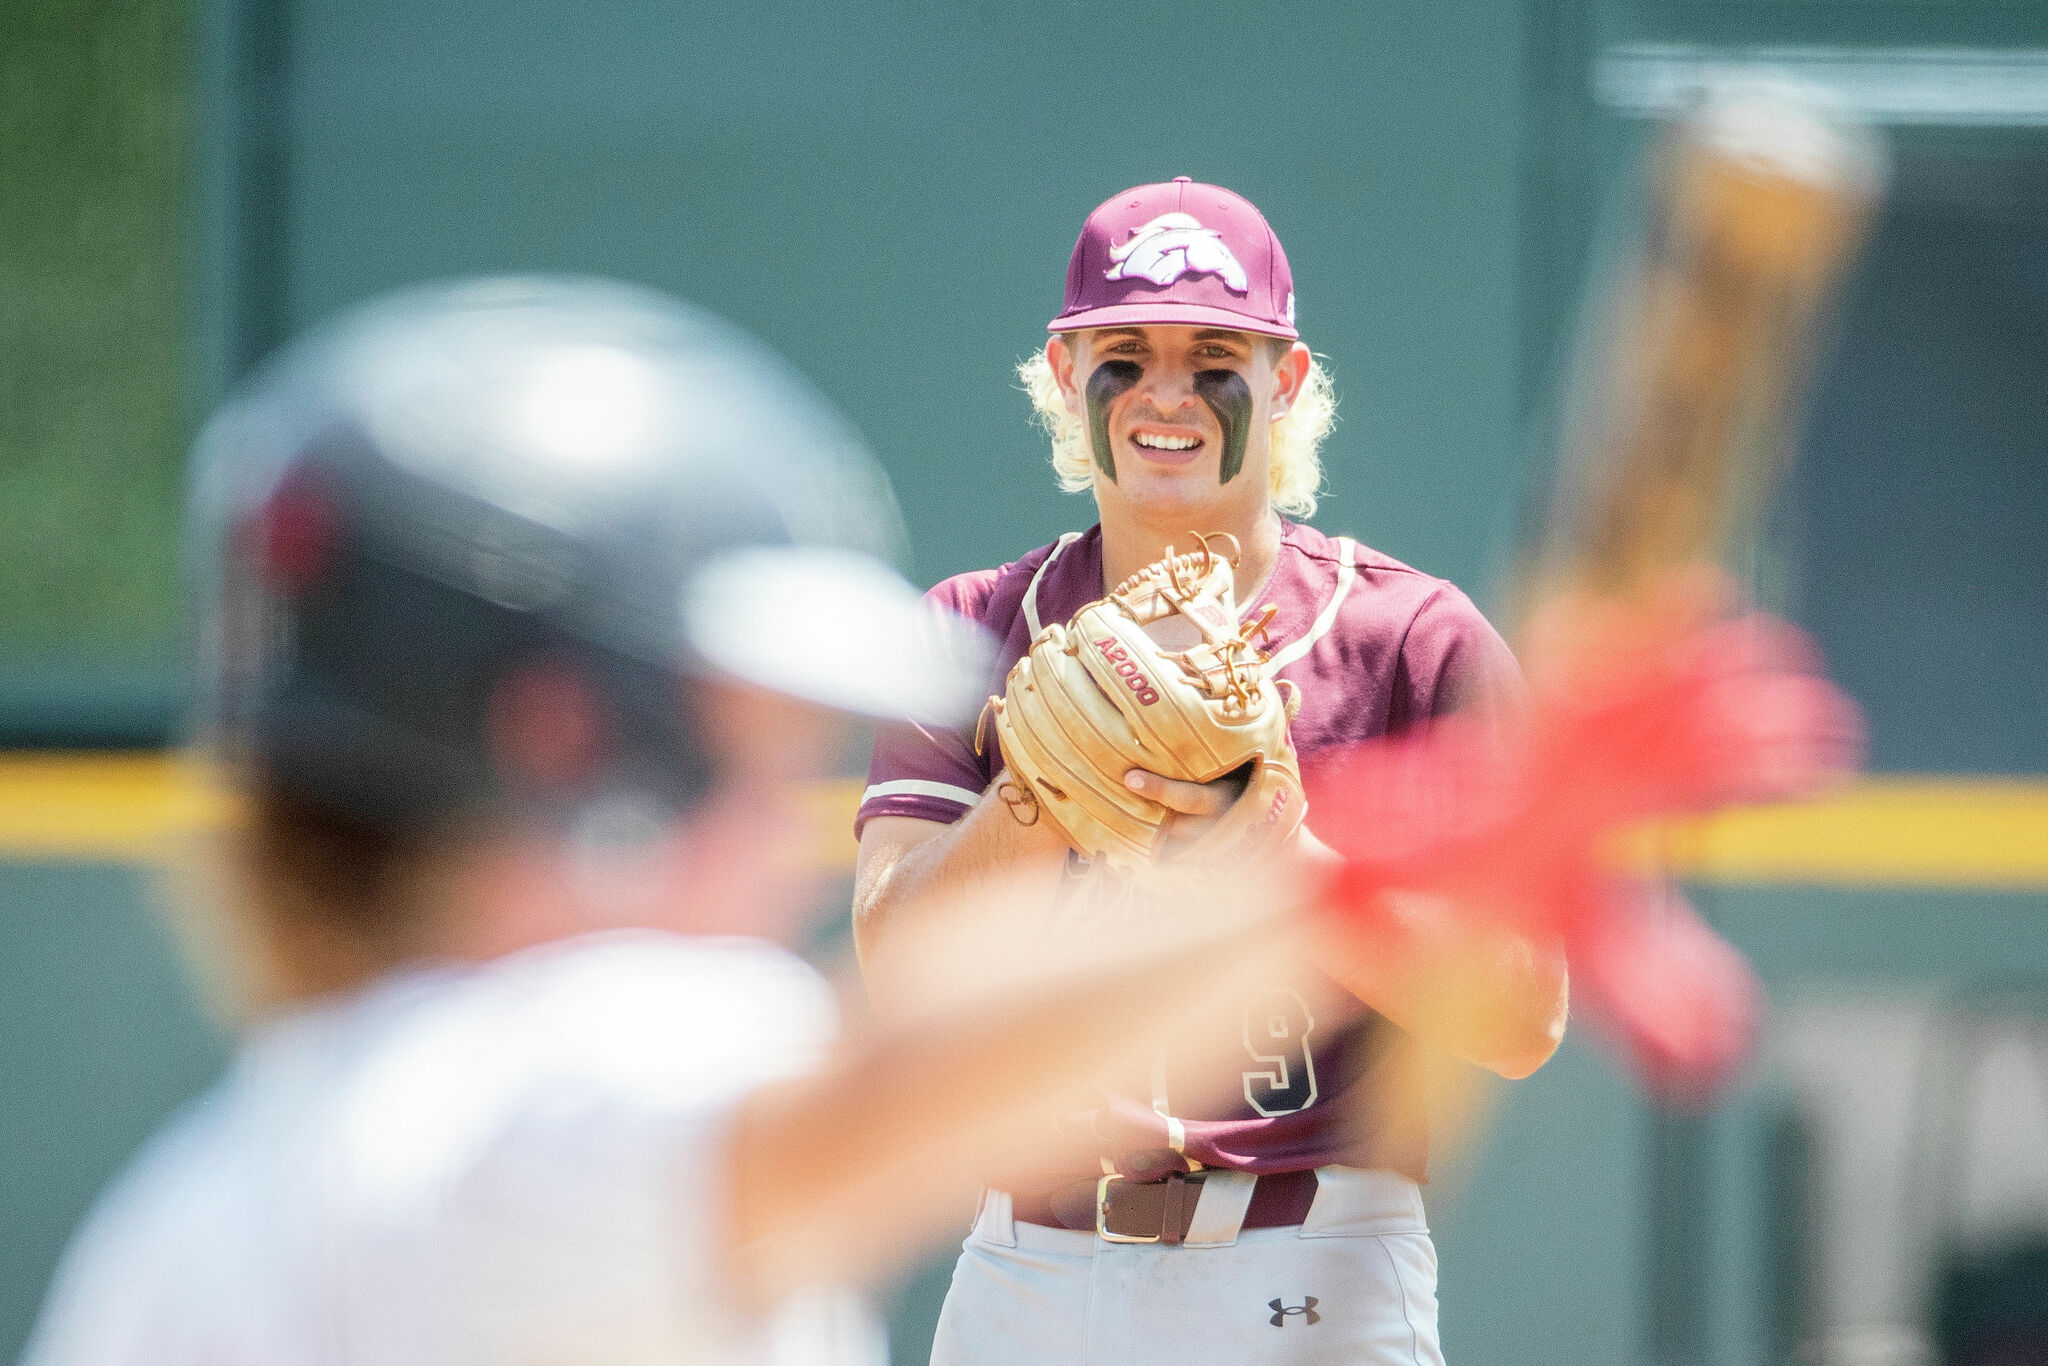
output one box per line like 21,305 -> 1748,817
1022,531 -> 1085,637
1267,535 -> 1359,672
860,778 -> 986,809
866,533 -> 1079,821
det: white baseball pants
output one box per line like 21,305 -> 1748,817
927,1166 -> 1446,1366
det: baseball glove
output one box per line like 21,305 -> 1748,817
981,534 -> 1305,873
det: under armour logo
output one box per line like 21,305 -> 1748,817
1269,1297 -> 1321,1327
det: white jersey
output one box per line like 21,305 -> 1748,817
20,930 -> 886,1366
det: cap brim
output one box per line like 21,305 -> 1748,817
1048,301 -> 1298,340
681,546 -> 991,727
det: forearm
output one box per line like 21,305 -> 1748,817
1297,828 -> 1569,1079
851,784 -> 1070,990
728,908 -> 1306,1298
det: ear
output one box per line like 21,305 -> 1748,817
1268,342 -> 1313,420
487,660 -> 605,789
1047,335 -> 1082,416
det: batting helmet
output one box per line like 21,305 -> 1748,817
190,275 -> 976,829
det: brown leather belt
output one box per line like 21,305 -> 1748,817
1012,1169 -> 1320,1244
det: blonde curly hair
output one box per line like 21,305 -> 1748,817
1016,337 -> 1337,519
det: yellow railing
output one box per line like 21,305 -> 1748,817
3,753 -> 2046,890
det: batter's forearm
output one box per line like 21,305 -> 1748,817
728,909 -> 1305,1302
1293,828 -> 1567,1078
1317,891 -> 1568,1079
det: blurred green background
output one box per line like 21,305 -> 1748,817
0,0 -> 189,739
5,1 -> 2048,1363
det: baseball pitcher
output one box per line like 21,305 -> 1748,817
853,179 -> 1570,1364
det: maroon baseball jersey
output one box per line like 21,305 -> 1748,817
859,520 -> 1521,1184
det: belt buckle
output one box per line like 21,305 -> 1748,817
1095,1174 -> 1159,1244
1096,1171 -> 1207,1243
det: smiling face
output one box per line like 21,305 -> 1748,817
1048,324 -> 1310,525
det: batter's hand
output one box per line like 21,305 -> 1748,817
1305,599 -> 1861,1099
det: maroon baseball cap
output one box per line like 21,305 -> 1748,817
1049,177 -> 1298,340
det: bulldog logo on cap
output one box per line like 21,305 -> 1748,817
1104,213 -> 1250,294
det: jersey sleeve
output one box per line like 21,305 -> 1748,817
1393,584 -> 1525,726
856,572 -> 1001,833
16,1115 -> 233,1366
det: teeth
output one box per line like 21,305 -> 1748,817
1133,433 -> 1199,451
